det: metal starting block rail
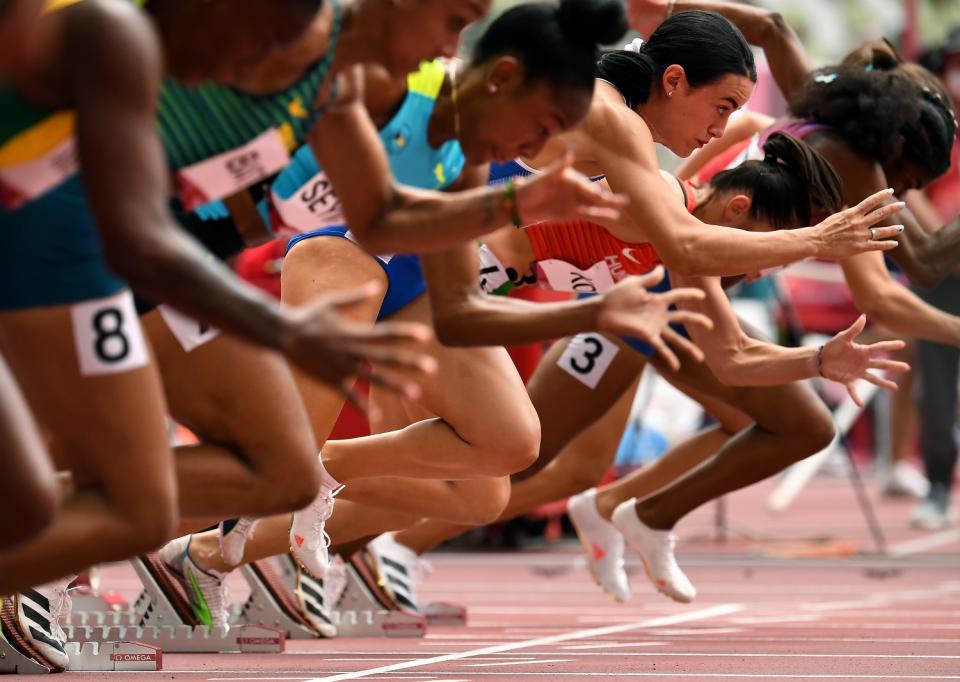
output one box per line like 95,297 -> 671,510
338,556 -> 425,638
231,558 -> 320,640
64,555 -> 284,654
0,626 -> 160,674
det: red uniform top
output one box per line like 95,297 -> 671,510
525,177 -> 698,285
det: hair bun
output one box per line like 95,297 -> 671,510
558,0 -> 629,48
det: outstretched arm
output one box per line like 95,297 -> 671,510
841,251 -> 960,345
309,67 -> 626,255
671,271 -> 908,404
583,100 -> 903,277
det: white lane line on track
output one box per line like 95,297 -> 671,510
461,658 -> 573,668
214,674 -> 960,680
561,642 -> 668,650
888,529 -> 960,556
302,603 -> 743,682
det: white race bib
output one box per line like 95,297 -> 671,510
176,129 -> 290,212
536,259 -> 616,294
158,305 -> 221,353
557,333 -> 620,389
71,290 -> 150,377
271,169 -> 345,233
478,245 -> 510,294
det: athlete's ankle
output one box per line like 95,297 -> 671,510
189,533 -> 231,573
631,499 -> 676,531
594,489 -> 621,521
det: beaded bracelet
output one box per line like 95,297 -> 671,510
816,345 -> 825,377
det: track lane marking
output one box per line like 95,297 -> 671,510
304,603 -> 743,682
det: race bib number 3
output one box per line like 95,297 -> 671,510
71,290 -> 149,377
177,129 -> 290,212
158,305 -> 220,353
557,333 -> 619,389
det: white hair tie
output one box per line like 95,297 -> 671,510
623,37 -> 645,53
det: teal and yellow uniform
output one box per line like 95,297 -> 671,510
282,59 -> 466,319
0,0 -> 343,310
0,0 -> 127,309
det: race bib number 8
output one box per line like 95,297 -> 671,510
557,333 -> 619,389
158,305 -> 221,353
71,290 -> 149,376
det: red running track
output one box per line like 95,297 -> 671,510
61,478 -> 960,681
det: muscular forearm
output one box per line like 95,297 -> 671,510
352,182 -> 518,255
891,218 -> 960,289
433,294 -> 601,347
855,282 -> 960,346
660,223 -> 818,277
107,224 -> 290,350
706,339 -> 819,387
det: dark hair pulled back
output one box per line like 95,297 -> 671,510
710,132 -> 843,228
790,63 -> 957,178
471,0 -> 628,95
595,10 -> 756,109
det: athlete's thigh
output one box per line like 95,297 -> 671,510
655,365 -> 752,433
0,297 -> 175,506
281,236 -> 387,442
527,332 -> 649,461
532,372 -> 640,491
382,295 -> 536,445
0,352 -> 57,509
141,308 -> 317,459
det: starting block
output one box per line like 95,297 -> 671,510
65,641 -> 161,672
1,620 -> 160,675
0,635 -> 51,674
231,558 -> 321,640
63,556 -> 285,654
337,556 -> 425,638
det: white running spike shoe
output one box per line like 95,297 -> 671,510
567,489 -> 631,603
366,533 -> 431,614
5,577 -> 74,671
611,498 -> 696,603
293,554 -> 348,637
289,483 -> 341,579
219,517 -> 259,567
159,536 -> 229,628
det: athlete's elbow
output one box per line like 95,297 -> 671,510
433,314 -> 470,347
659,240 -> 704,278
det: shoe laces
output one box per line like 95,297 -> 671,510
313,486 -> 342,551
323,555 -> 348,607
48,579 -> 74,643
198,570 -> 229,628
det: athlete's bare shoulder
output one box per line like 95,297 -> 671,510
578,81 -> 656,166
9,0 -> 159,110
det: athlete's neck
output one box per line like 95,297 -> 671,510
428,60 -> 466,148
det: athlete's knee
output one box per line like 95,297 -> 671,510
772,390 -> 835,458
267,465 -> 322,515
490,410 -> 541,475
